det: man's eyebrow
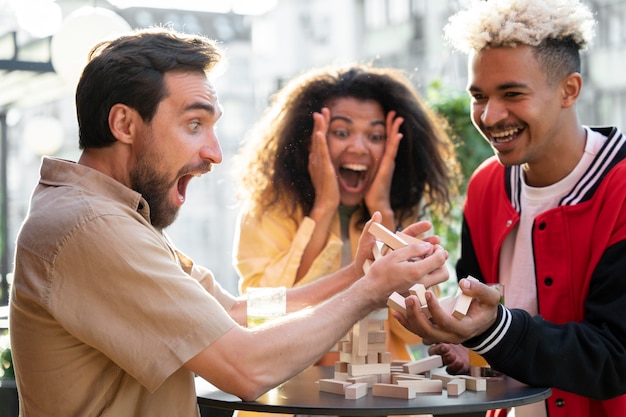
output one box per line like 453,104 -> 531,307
468,82 -> 529,93
185,102 -> 217,114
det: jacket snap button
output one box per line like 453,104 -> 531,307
555,398 -> 565,407
544,277 -> 553,286
538,222 -> 546,230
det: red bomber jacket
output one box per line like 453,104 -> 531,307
457,127 -> 626,417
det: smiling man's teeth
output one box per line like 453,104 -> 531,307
491,127 -> 521,143
342,163 -> 367,172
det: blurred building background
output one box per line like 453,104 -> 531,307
0,0 -> 624,300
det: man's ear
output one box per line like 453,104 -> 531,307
108,103 -> 138,145
561,72 -> 582,109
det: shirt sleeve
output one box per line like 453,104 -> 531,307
233,206 -> 341,293
49,214 -> 237,392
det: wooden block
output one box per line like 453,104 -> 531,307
372,242 -> 383,260
366,342 -> 387,353
379,373 -> 392,384
368,222 -> 407,250
347,374 -> 379,387
447,378 -> 466,396
318,379 -> 351,395
352,317 -> 369,357
339,340 -> 352,353
340,351 -> 366,364
396,379 -> 443,394
391,373 -> 427,383
408,283 -> 432,318
372,383 -> 416,399
345,382 -> 368,399
368,330 -> 387,344
438,296 -> 456,314
333,372 -> 348,381
460,375 -> 487,391
362,258 -> 372,274
366,352 -> 379,364
452,292 -> 473,319
334,361 -> 348,373
409,283 -> 427,306
387,292 -> 406,315
367,320 -> 385,331
395,230 -> 422,245
430,371 -> 455,388
402,355 -> 443,375
348,363 -> 391,377
379,352 -> 392,364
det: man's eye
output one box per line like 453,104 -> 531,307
189,121 -> 200,132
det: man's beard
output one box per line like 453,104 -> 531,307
130,154 -> 180,231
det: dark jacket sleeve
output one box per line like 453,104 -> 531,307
463,240 -> 626,400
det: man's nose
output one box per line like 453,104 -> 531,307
481,99 -> 508,126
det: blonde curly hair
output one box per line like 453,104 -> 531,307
444,0 -> 596,53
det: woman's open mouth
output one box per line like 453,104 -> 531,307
338,163 -> 368,192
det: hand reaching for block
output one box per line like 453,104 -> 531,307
387,279 -> 478,320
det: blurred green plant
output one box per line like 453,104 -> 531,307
426,79 -> 493,194
425,80 -> 492,295
0,346 -> 12,379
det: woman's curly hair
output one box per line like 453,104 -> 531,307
234,64 -> 460,228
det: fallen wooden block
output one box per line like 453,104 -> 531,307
345,382 -> 368,399
460,375 -> 487,391
447,378 -> 466,396
430,371 -> 456,388
396,378 -> 443,394
372,383 -> 416,399
318,379 -> 352,395
391,373 -> 428,383
402,355 -> 443,375
348,362 -> 391,377
347,374 -> 379,387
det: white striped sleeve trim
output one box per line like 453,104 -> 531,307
472,305 -> 512,355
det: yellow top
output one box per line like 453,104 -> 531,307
233,203 -> 423,360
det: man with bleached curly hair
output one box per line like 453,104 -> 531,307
395,1 -> 626,417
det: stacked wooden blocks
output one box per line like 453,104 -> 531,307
316,221 -> 487,399
318,330 -> 487,400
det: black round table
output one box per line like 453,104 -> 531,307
196,366 -> 551,417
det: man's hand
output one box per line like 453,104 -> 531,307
394,278 -> 501,344
428,343 -> 470,375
